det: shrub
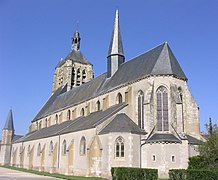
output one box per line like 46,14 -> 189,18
111,167 -> 158,180
169,169 -> 186,180
169,169 -> 218,180
188,156 -> 208,169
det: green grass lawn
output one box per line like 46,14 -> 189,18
1,166 -> 107,180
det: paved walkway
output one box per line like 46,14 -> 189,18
0,167 -> 61,180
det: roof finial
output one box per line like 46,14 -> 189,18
76,20 -> 79,32
72,31 -> 81,51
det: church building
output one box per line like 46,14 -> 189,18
0,10 -> 202,178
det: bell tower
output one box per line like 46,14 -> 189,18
52,31 -> 94,94
0,109 -> 14,165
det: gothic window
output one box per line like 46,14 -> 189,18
49,141 -> 53,156
138,90 -> 144,129
45,118 -> 48,128
62,140 -> 67,155
80,108 -> 85,116
55,114 -> 58,124
80,136 -> 86,155
96,101 -> 101,111
115,136 -> 124,158
36,122 -> 38,130
116,93 -> 123,104
37,143 -> 41,156
39,121 -> 42,129
156,86 -> 169,131
67,110 -> 71,120
27,145 -> 30,156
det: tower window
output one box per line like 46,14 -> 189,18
138,90 -> 144,129
115,136 -> 124,158
156,86 -> 169,131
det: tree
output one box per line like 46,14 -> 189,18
199,133 -> 218,169
205,117 -> 218,135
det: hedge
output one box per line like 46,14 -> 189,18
169,169 -> 218,180
111,167 -> 158,180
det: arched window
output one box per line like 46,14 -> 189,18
80,136 -> 86,155
67,110 -> 71,120
82,69 -> 86,83
178,87 -> 184,132
116,93 -> 122,104
45,118 -> 48,128
49,141 -> 53,156
55,114 -> 58,124
62,140 -> 67,155
36,122 -> 38,130
156,86 -> 169,131
19,146 -> 22,155
37,143 -> 41,156
138,90 -> 144,129
80,108 -> 85,116
96,101 -> 101,111
39,121 -> 42,129
115,136 -> 124,158
27,145 -> 30,156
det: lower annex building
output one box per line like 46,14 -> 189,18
0,10 -> 203,178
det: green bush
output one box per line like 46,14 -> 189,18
169,169 -> 186,180
111,167 -> 158,180
169,169 -> 218,180
188,156 -> 208,169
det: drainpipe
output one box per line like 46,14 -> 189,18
58,134 -> 61,169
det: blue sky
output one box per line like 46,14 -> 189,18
0,0 -> 218,137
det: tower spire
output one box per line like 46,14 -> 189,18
3,109 -> 14,131
107,9 -> 125,78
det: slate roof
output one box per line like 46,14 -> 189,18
3,109 -> 14,131
186,135 -> 201,145
33,42 -> 186,122
99,113 -> 146,135
146,133 -> 181,143
17,103 -> 127,143
57,49 -> 92,68
12,135 -> 23,143
108,9 -> 124,57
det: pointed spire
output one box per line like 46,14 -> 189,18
71,31 -> 81,51
108,9 -> 124,57
107,9 -> 125,78
3,109 -> 14,131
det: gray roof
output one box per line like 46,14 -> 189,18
33,42 -> 186,122
57,49 -> 92,68
12,135 -> 23,143
186,135 -> 201,145
3,109 -> 14,131
18,103 -> 127,143
108,9 -> 124,57
99,113 -> 146,135
146,133 -> 181,143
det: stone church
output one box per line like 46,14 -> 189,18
0,10 -> 202,178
